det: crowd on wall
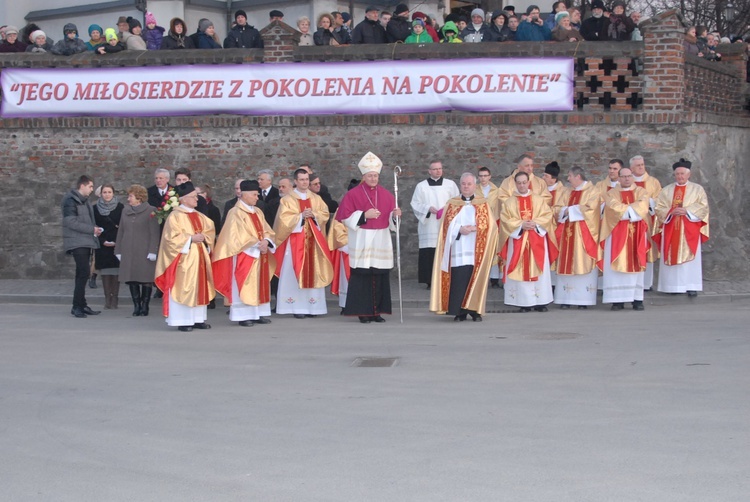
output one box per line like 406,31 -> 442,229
2,2 -> 747,56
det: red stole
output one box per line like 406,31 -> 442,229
506,195 -> 547,281
609,190 -> 649,272
330,250 -> 350,296
555,190 -> 597,275
233,212 -> 272,304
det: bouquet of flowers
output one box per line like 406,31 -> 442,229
152,187 -> 179,224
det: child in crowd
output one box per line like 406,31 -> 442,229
440,21 -> 462,43
51,23 -> 87,55
142,12 -> 165,50
405,19 -> 433,44
96,28 -> 125,54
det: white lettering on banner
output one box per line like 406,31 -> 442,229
0,59 -> 574,118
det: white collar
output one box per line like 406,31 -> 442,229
239,199 -> 256,212
179,204 -> 195,212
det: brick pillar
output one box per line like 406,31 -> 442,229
640,9 -> 686,112
261,21 -> 300,63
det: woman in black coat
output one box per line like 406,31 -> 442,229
93,184 -> 124,309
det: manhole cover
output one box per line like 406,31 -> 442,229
351,357 -> 399,367
528,332 -> 581,340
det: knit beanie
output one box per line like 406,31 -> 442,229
145,12 -> 157,26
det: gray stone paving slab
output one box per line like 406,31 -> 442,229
1,300 -> 749,501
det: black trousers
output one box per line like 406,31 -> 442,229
448,265 -> 476,316
343,268 -> 392,316
418,247 -> 435,285
69,247 -> 92,308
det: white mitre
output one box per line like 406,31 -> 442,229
358,152 -> 383,175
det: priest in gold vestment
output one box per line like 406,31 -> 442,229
630,155 -> 662,290
154,182 -> 216,332
273,169 -> 333,319
599,167 -> 651,311
476,166 -> 501,288
553,166 -> 601,308
654,159 -> 709,297
499,171 -> 558,312
212,180 -> 276,327
497,154 -> 553,207
430,173 -> 499,322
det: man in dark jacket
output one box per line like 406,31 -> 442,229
147,168 -> 173,210
386,4 -> 412,43
460,8 -> 492,42
62,175 -> 103,318
580,0 -> 610,41
351,6 -> 387,44
223,10 -> 264,48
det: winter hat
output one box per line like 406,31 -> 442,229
341,12 -> 352,23
4,25 -> 18,36
88,24 -> 103,36
412,11 -> 427,21
63,23 -> 78,36
145,12 -> 157,26
358,152 -> 383,175
269,10 -> 284,19
394,4 -> 409,16
234,10 -> 247,21
471,8 -> 485,19
30,30 -> 45,41
365,6 -> 380,13
555,11 -> 570,24
591,0 -> 605,10
117,16 -> 128,25
526,5 -> 540,15
612,0 -> 626,10
127,17 -> 141,32
412,19 -> 425,27
105,28 -> 118,42
198,19 -> 213,32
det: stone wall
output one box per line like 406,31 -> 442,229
0,10 -> 748,282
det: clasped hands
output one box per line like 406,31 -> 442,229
365,207 -> 402,220
191,233 -> 206,243
521,220 -> 537,231
460,225 -> 477,235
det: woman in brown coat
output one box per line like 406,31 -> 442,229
115,185 -> 160,316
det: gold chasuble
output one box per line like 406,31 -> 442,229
273,192 -> 333,289
327,210 -> 350,296
634,172 -> 662,262
497,170 -> 553,207
653,182 -> 709,266
475,182 -> 499,215
212,202 -> 276,306
499,193 -> 558,282
429,195 -> 499,315
599,187 -> 651,273
554,182 -> 601,275
155,207 -> 216,316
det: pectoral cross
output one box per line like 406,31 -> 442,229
521,208 -> 532,220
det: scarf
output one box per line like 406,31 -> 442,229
96,196 -> 120,216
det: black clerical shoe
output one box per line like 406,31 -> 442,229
293,314 -> 306,319
518,307 -> 531,313
632,301 -> 645,311
453,314 -> 467,322
71,307 -> 87,318
534,306 -> 548,313
154,289 -> 163,299
305,314 -> 316,318
373,316 -> 386,323
178,325 -> 193,332
193,322 -> 211,329
470,313 -> 482,322
687,290 -> 698,297
82,306 -> 101,316
239,320 -> 254,327
359,316 -> 371,324
611,303 -> 625,311
255,317 -> 272,324
207,299 -> 216,309
560,304 -> 571,310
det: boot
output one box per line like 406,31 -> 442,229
140,285 -> 152,316
129,283 -> 142,316
101,275 -> 112,309
89,273 -> 98,289
111,278 -> 119,309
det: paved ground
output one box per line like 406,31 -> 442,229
1,290 -> 749,501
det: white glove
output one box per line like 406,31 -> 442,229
147,253 -> 157,262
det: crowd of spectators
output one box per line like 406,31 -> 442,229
0,3 -> 746,55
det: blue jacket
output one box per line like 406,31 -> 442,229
515,20 -> 551,41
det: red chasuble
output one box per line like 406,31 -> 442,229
608,191 -> 649,273
555,190 -> 598,275
652,185 -> 707,266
